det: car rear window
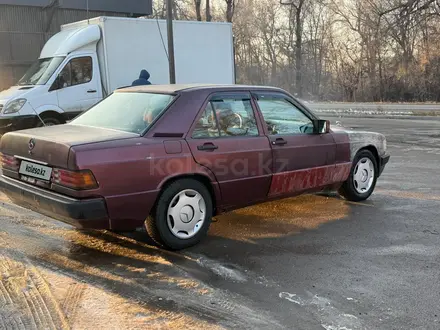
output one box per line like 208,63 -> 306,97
70,92 -> 175,134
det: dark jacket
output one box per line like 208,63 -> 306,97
132,70 -> 152,86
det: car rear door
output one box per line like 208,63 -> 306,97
252,91 -> 338,198
186,91 -> 272,209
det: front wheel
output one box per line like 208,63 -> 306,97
36,116 -> 62,127
339,149 -> 378,202
145,179 -> 213,250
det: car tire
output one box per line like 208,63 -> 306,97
36,116 -> 61,127
145,178 -> 213,250
338,149 -> 378,202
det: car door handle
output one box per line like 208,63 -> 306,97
272,138 -> 287,146
87,89 -> 97,93
197,143 -> 218,151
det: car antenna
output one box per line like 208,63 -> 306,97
28,101 -> 46,127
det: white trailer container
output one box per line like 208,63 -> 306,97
0,16 -> 235,133
62,16 -> 236,92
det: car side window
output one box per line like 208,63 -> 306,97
213,96 -> 258,137
192,94 -> 259,138
256,96 -> 314,135
58,56 -> 93,88
192,103 -> 220,138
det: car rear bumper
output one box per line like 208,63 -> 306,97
378,153 -> 390,177
0,175 -> 110,229
0,115 -> 38,135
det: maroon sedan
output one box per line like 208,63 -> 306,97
0,84 -> 390,250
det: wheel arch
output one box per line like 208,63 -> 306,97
157,173 -> 220,215
39,110 -> 66,124
357,145 -> 380,170
34,104 -> 64,114
339,145 -> 379,202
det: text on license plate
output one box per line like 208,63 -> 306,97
19,161 -> 52,181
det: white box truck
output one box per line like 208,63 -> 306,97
0,16 -> 235,133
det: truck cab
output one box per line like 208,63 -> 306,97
0,25 -> 103,134
0,17 -> 236,135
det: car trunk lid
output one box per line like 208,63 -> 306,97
0,124 -> 138,169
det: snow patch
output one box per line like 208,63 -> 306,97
279,291 -> 364,330
314,109 -> 414,116
368,243 -> 436,256
322,325 -> 353,330
342,314 -> 358,319
193,256 -> 247,282
279,292 -> 305,305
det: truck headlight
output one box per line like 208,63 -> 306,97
4,98 -> 27,114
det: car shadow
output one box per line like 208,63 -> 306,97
3,225 -> 281,328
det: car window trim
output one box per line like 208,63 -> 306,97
141,93 -> 180,137
191,100 -> 221,139
188,91 -> 263,140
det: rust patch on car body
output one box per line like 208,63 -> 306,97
268,163 -> 352,197
332,127 -> 387,160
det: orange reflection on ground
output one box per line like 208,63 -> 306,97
210,194 -> 350,242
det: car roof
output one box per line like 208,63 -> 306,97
116,84 -> 285,94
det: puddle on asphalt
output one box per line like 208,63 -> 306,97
210,194 -> 350,242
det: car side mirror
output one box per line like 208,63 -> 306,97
313,119 -> 330,134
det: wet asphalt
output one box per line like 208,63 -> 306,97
0,117 -> 439,329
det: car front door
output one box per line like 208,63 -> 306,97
52,54 -> 101,119
186,92 -> 272,209
253,91 -> 338,198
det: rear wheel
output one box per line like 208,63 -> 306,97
145,179 -> 213,250
339,149 -> 378,202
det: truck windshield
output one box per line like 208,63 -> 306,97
70,92 -> 175,134
18,57 -> 65,86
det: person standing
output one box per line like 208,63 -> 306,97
132,69 -> 152,86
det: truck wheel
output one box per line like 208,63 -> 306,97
145,179 -> 213,250
338,149 -> 378,202
36,116 -> 61,127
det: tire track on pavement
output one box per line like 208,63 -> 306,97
0,237 -> 70,330
0,194 -> 282,329
61,282 -> 86,321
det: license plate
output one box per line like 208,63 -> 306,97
19,160 -> 52,181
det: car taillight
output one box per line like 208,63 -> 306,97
52,168 -> 98,190
0,153 -> 19,171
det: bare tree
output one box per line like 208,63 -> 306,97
280,0 -> 307,97
253,0 -> 283,84
194,0 -> 202,21
225,0 -> 237,22
153,0 -> 440,102
206,0 -> 212,21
